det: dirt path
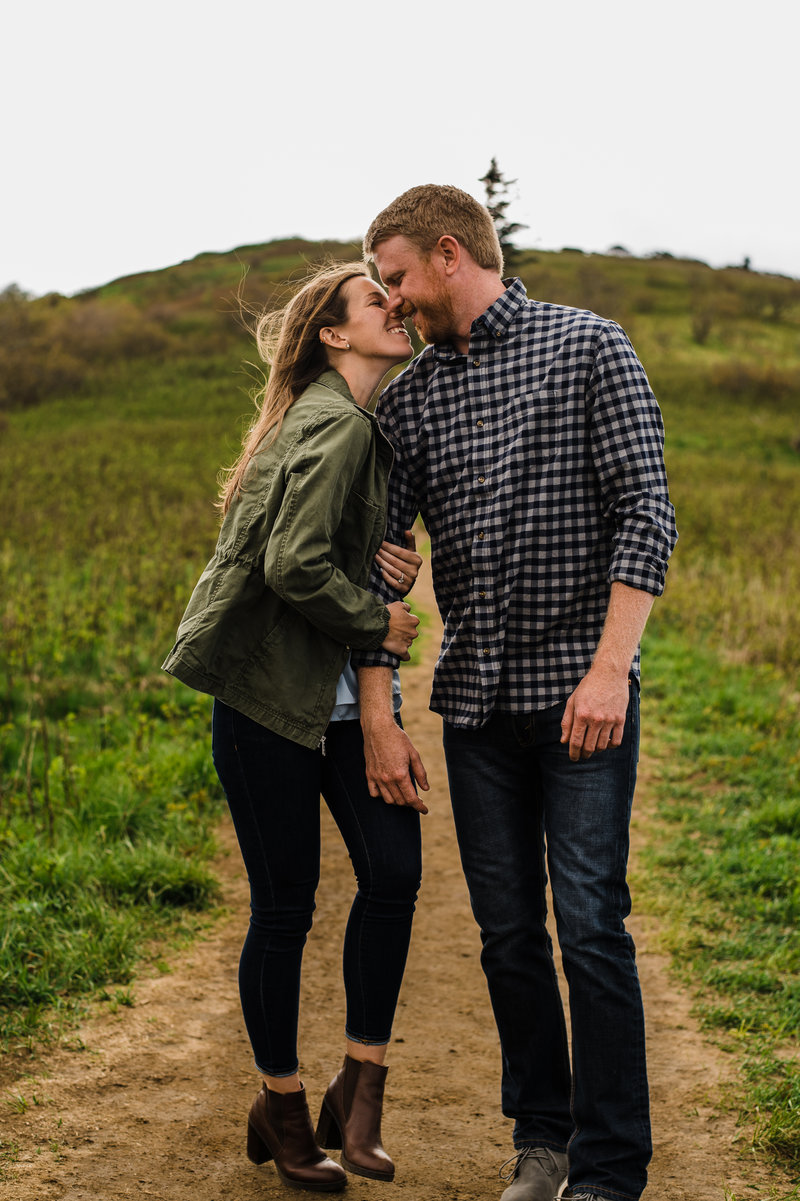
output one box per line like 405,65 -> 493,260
1,567 -> 791,1200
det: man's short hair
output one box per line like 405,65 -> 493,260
364,184 -> 503,275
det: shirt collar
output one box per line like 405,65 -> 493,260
432,277 -> 528,362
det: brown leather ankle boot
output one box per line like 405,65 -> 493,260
316,1055 -> 394,1181
246,1084 -> 346,1192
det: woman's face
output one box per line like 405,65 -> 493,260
335,275 -> 413,366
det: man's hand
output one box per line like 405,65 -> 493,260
560,668 -> 630,762
362,715 -> 430,813
358,665 -> 430,812
561,581 -> 654,762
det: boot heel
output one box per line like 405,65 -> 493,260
246,1118 -> 273,1165
315,1099 -> 343,1150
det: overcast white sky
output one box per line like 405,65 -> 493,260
2,0 -> 797,297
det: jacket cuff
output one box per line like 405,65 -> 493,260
355,605 -> 392,653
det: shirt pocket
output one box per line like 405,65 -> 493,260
521,393 -> 562,462
494,394 -> 562,494
501,394 -> 567,524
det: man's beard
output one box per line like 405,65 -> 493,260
410,284 -> 458,346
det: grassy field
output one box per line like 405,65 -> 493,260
1,241 -> 798,1181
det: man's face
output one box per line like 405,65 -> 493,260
373,235 -> 458,346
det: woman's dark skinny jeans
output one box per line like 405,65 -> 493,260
211,700 -> 421,1077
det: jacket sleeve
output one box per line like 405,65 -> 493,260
263,408 -> 390,649
588,323 -> 678,596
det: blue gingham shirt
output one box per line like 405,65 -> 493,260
353,278 -> 677,727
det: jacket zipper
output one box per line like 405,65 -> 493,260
319,735 -> 326,757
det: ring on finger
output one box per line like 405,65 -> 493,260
398,572 -> 405,584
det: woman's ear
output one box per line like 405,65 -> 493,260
319,327 -> 350,351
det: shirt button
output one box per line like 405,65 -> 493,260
477,475 -> 485,484
477,531 -> 485,540
473,358 -> 481,366
476,419 -> 484,427
483,648 -> 490,656
478,590 -> 486,598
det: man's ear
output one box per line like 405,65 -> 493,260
436,235 -> 461,275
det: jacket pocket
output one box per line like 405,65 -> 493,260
234,605 -> 345,727
333,488 -> 385,585
175,563 -> 282,684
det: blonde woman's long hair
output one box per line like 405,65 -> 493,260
220,261 -> 369,514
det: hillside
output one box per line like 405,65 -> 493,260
2,235 -> 799,414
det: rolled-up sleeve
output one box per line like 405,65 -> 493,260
588,324 -> 678,596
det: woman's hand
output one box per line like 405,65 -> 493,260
382,601 -> 420,660
376,530 -> 422,596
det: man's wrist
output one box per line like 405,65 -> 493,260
588,654 -> 632,680
357,665 -> 397,731
360,706 -> 397,732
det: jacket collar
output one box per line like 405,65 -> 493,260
316,368 -> 357,404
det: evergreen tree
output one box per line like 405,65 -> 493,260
479,158 -> 528,270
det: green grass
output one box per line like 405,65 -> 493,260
636,343 -> 800,1177
654,382 -> 800,677
637,627 -> 800,1175
0,355 -> 241,1052
0,689 -> 222,1048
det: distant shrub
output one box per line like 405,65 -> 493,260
708,359 -> 800,404
689,273 -> 747,344
574,263 -> 631,324
734,274 -> 800,323
65,298 -> 171,361
690,304 -> 714,345
0,290 -> 173,409
631,291 -> 657,314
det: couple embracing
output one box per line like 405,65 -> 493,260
164,184 -> 677,1201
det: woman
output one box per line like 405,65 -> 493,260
163,263 -> 424,1193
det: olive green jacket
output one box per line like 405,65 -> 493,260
162,370 -> 393,748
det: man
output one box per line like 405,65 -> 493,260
352,185 -> 677,1201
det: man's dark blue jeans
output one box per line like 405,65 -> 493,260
442,682 -> 651,1201
212,700 -> 421,1077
